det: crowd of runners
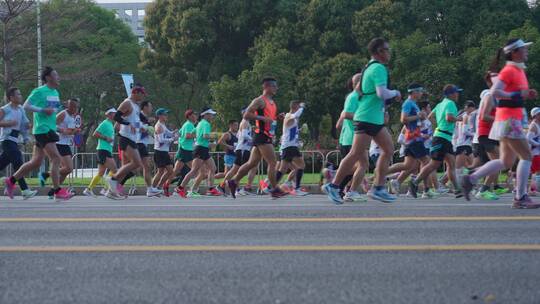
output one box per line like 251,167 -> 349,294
1,37 -> 539,209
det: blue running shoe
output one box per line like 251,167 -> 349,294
368,188 -> 396,203
39,172 -> 49,187
323,183 -> 343,205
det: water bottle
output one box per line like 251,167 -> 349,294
270,121 -> 277,136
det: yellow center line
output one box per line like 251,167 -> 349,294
0,244 -> 540,252
1,216 -> 540,223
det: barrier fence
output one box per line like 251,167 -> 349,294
2,149 -> 407,188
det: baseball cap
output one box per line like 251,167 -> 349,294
105,107 -> 117,115
200,107 -> 217,116
155,108 -> 169,116
443,84 -> 463,96
531,107 -> 540,117
132,86 -> 146,95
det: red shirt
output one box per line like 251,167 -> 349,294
495,63 -> 528,121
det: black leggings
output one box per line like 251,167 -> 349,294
0,140 -> 28,190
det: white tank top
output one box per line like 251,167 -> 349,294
154,121 -> 174,152
280,114 -> 300,150
137,114 -> 153,145
118,99 -> 141,143
57,110 -> 76,146
235,121 -> 252,152
0,104 -> 28,143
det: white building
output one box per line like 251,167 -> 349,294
95,0 -> 152,43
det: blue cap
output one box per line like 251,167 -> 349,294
155,108 -> 169,116
443,85 -> 463,96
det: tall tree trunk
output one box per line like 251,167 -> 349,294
3,21 -> 12,93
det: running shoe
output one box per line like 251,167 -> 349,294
493,187 -> 509,196
408,180 -> 418,199
421,191 -> 434,199
475,190 -> 499,200
3,177 -> 15,199
270,187 -> 288,199
54,188 -> 74,202
206,187 -> 222,196
281,181 -> 294,193
290,188 -> 309,196
187,191 -> 202,198
105,189 -> 124,200
83,188 -> 97,198
259,179 -> 269,194
21,189 -> 38,200
390,179 -> 400,195
368,188 -> 396,203
217,183 -> 228,197
47,189 -> 55,200
406,190 -> 414,198
437,185 -> 450,194
323,183 -> 343,205
343,191 -> 367,202
100,188 -> 107,196
454,190 -> 464,199
460,174 -> 474,201
227,180 -> 238,199
147,188 -> 163,197
174,186 -> 186,198
512,195 -> 540,209
106,177 -> 118,195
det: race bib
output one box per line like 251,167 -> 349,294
46,96 -> 60,109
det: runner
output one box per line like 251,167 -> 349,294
462,38 -> 540,208
227,77 -> 288,199
472,73 -> 506,200
276,101 -> 308,196
215,120 -> 238,179
167,109 -> 197,196
138,101 -> 162,197
0,87 -> 37,199
386,83 -> 430,197
528,107 -> 540,194
151,108 -> 176,193
4,67 -> 73,201
219,108 -> 255,196
106,83 -> 146,195
177,107 -> 220,197
324,37 -> 401,204
55,98 -> 80,192
335,73 -> 369,202
83,107 -> 120,198
454,101 -> 476,179
408,84 -> 463,198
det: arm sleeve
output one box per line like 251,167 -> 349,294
291,107 -> 304,119
114,111 -> 129,125
23,99 -> 44,113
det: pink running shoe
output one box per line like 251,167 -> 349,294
3,177 -> 16,199
54,188 -> 74,202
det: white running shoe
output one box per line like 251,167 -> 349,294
146,187 -> 163,197
100,188 -> 107,196
290,188 -> 309,196
21,189 -> 38,200
83,188 -> 97,198
105,190 -> 124,200
343,191 -> 368,202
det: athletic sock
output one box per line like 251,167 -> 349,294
470,160 -> 505,184
89,175 -> 102,190
276,171 -> 283,184
177,166 -> 191,186
120,172 -> 135,185
516,160 -> 531,199
295,169 -> 304,189
339,175 -> 353,191
18,178 -> 28,191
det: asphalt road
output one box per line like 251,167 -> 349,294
1,194 -> 540,304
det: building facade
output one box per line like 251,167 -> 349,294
97,2 -> 151,43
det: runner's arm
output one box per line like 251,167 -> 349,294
243,98 -> 270,122
376,86 -> 400,101
479,94 -> 495,122
114,101 -> 132,125
527,124 -> 540,146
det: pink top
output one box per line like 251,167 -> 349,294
495,64 -> 528,121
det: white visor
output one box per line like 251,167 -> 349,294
503,39 -> 533,54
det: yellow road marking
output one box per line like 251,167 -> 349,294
0,244 -> 540,252
0,216 -> 540,223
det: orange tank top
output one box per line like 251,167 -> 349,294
255,95 -> 277,137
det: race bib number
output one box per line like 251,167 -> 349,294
46,96 -> 60,109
